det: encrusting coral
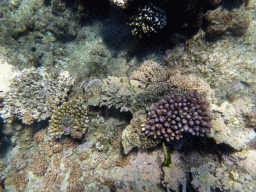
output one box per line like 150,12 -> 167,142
99,76 -> 134,112
48,98 -> 89,139
1,67 -> 74,124
142,92 -> 212,142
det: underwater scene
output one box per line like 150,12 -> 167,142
0,0 -> 255,191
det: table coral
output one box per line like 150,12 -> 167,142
1,67 -> 74,124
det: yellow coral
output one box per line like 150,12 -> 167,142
48,98 -> 89,139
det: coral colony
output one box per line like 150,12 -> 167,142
48,99 -> 89,139
142,92 -> 212,142
128,3 -> 167,38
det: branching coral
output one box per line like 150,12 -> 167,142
1,67 -> 74,124
142,92 -> 212,142
48,98 -> 89,139
128,3 -> 167,38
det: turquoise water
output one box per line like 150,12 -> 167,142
0,0 -> 255,191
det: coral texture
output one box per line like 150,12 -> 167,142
122,111 -> 160,154
48,99 -> 89,139
99,76 -> 134,112
1,67 -> 74,124
168,73 -> 217,104
130,60 -> 216,104
128,3 -> 167,38
205,7 -> 250,39
130,60 -> 171,84
143,92 -> 212,142
210,101 -> 256,150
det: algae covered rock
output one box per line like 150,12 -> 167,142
209,101 -> 256,150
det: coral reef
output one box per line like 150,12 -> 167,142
130,60 -> 171,84
48,98 -> 89,139
122,111 -> 160,154
99,76 -> 134,112
205,7 -> 250,40
210,100 -> 256,150
143,92 -> 212,142
1,67 -> 74,124
0,0 -> 255,191
168,73 -> 217,104
128,3 -> 167,38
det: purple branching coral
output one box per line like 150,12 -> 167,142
142,92 -> 212,142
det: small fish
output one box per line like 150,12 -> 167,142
239,81 -> 250,87
145,82 -> 150,89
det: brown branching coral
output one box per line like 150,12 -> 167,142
31,155 -> 49,176
43,166 -> 58,186
34,131 -> 44,143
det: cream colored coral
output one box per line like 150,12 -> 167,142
130,60 -> 216,103
209,101 -> 256,150
130,60 -> 171,84
168,73 -> 217,103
